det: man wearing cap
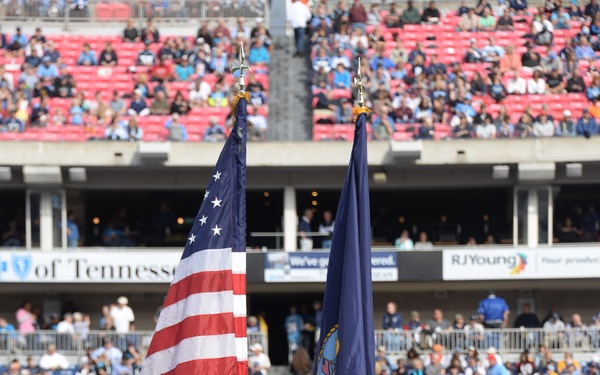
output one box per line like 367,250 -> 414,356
248,343 -> 271,375
576,108 -> 599,137
204,117 -> 225,142
487,353 -> 509,375
521,42 -> 542,71
37,57 -> 58,79
478,290 -> 509,349
165,113 -> 188,142
424,345 -> 446,375
465,315 -> 485,348
136,41 -> 156,66
376,346 -> 397,373
9,27 -> 27,53
110,297 -> 135,334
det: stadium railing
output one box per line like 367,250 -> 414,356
0,329 -> 268,360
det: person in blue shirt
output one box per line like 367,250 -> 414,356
575,37 -> 595,60
551,7 -> 571,29
4,111 -> 25,132
37,57 -> 59,79
312,48 -> 332,73
165,113 -> 188,142
510,0 -> 528,13
174,55 -> 194,81
9,26 -> 28,51
66,210 -> 79,248
248,39 -> 270,65
370,51 -> 395,71
576,108 -> 599,137
478,290 -> 510,349
487,354 -> 510,375
332,63 -> 351,89
383,302 -> 403,351
77,43 -> 98,66
284,306 -> 304,359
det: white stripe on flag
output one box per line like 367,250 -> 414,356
157,292 -> 246,331
142,335 -> 248,374
232,252 -> 246,274
171,248 -> 232,285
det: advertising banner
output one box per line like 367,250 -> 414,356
264,251 -> 398,283
442,247 -> 600,280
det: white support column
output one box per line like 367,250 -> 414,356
527,188 -> 539,248
40,191 -> 54,251
283,186 -> 297,252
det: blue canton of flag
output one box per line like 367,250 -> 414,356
142,96 -> 248,375
314,111 -> 375,375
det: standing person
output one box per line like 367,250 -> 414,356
66,210 -> 79,248
349,0 -> 368,32
110,297 -> 135,334
478,290 -> 510,349
383,302 -> 403,351
288,0 -> 312,57
16,300 -> 36,347
298,208 -> 313,251
285,306 -> 304,362
318,210 -> 335,249
249,343 -> 271,375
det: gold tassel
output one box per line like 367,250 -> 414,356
230,92 -> 251,115
352,106 -> 371,122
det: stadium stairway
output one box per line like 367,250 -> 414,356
267,36 -> 313,141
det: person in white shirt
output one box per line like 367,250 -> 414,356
110,296 -> 135,334
415,231 -> 434,250
248,343 -> 271,375
189,77 -> 212,107
39,344 -> 70,371
56,313 -> 75,334
476,117 -> 498,139
91,337 -> 123,369
287,0 -> 312,57
507,69 -> 527,95
247,105 -> 268,141
527,70 -> 546,95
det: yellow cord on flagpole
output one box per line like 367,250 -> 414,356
230,91 -> 250,115
352,106 -> 371,122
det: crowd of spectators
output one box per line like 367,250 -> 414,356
0,16 -> 269,142
306,0 -> 600,140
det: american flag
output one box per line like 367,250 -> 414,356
141,97 -> 248,375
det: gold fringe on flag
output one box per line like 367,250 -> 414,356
352,106 -> 371,122
230,91 -> 251,115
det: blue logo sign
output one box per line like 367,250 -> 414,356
316,324 -> 339,375
0,258 -> 7,280
12,255 -> 32,281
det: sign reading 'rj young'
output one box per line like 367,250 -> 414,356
264,251 -> 398,283
0,251 -> 179,283
442,248 -> 600,280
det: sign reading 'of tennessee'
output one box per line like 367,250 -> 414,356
443,247 -> 600,280
0,251 -> 179,283
264,251 -> 398,282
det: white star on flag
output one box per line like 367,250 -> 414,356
188,234 -> 196,244
211,225 -> 222,236
211,197 -> 222,208
204,190 -> 209,200
199,215 -> 207,226
213,171 -> 222,181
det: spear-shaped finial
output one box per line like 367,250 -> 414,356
354,57 -> 366,108
231,42 -> 252,92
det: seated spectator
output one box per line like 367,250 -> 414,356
332,63 -> 351,89
312,48 -> 332,73
496,8 -> 514,30
336,98 -> 355,124
213,19 -> 232,45
99,42 -> 118,66
533,13 -> 554,46
393,97 -> 414,123
454,114 -> 473,138
204,117 -> 226,142
3,110 -> 25,132
30,96 -> 50,127
54,65 -> 75,98
77,43 -> 98,66
150,91 -> 170,115
31,27 -> 46,44
507,70 -> 527,94
248,39 -> 270,65
516,106 -> 535,137
25,47 -> 42,68
564,50 -> 579,78
402,0 -> 422,25
422,1 -> 441,24
141,18 -> 160,44
137,41 -> 156,66
110,91 -> 126,116
165,113 -> 187,141
372,106 -> 396,140
552,6 -> 572,29
123,18 -> 140,42
475,0 -> 493,15
459,8 -> 480,31
458,0 -> 470,15
39,344 -> 70,371
395,230 -> 414,250
541,48 -> 564,74
522,42 -> 542,71
489,74 -> 507,102
38,57 -> 59,80
44,42 -> 61,63
495,106 -> 515,138
189,77 -> 211,108
577,108 -> 598,137
567,68 -> 586,94
482,36 -> 504,63
408,42 -> 427,65
151,56 -> 174,82
247,105 -> 268,141
128,90 -> 150,117
576,37 -> 595,60
528,70 -> 546,94
249,84 -> 268,107
8,26 -> 27,55
52,109 -> 66,125
591,13 -> 600,35
175,55 -> 194,81
366,4 -> 381,26
500,45 -> 522,73
546,69 -> 566,93
19,64 -> 38,94
479,8 -> 497,30
465,38 -> 483,63
170,91 -> 190,115
208,82 -> 229,107
470,72 -> 488,96
105,117 -> 128,140
69,97 -> 85,125
127,118 -> 143,141
587,75 -> 600,100
533,105 -> 556,137
385,3 -> 403,28
557,217 -> 581,241
476,116 -> 497,139
556,110 -> 577,136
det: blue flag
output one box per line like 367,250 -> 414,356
314,112 -> 375,375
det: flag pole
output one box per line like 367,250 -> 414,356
352,57 -> 371,122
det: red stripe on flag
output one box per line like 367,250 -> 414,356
161,357 -> 241,375
147,314 -> 246,356
165,270 -> 233,307
232,273 -> 246,295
